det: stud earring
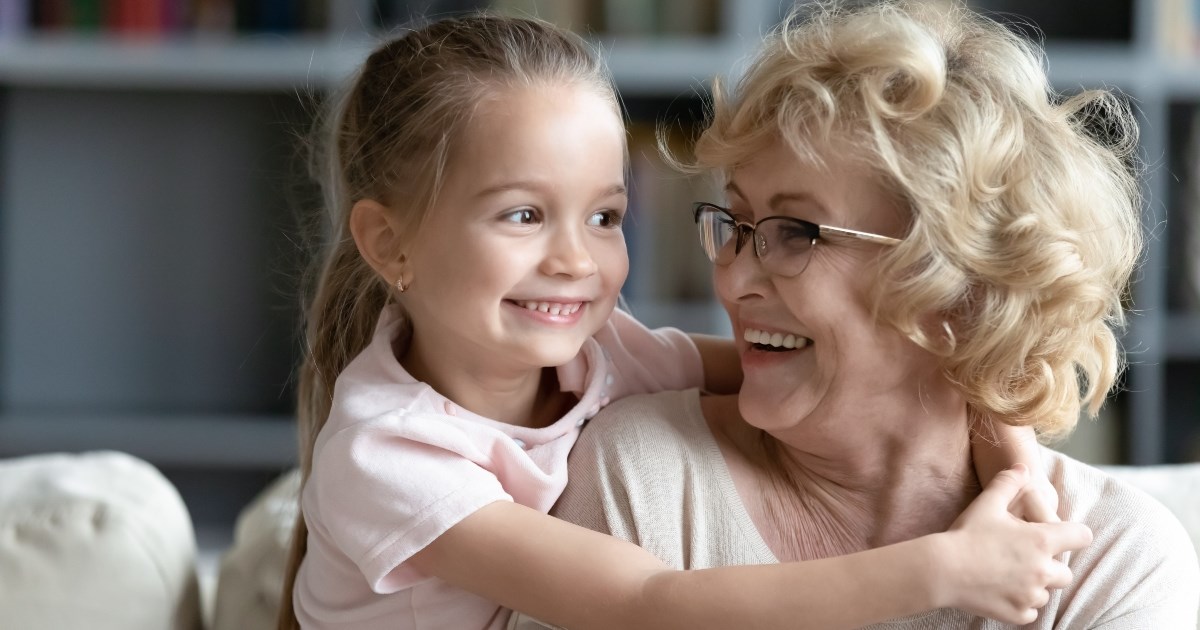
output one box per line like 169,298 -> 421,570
395,278 -> 408,293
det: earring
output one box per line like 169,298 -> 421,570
395,277 -> 408,293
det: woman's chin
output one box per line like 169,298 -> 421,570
737,382 -> 818,432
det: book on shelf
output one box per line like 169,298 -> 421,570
1161,0 -> 1200,58
0,0 -> 28,35
377,0 -> 723,37
623,123 -> 716,308
1184,109 -> 1200,311
0,0 -> 725,39
1,0 -> 334,37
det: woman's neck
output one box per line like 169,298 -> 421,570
705,390 -> 979,561
400,336 -> 571,428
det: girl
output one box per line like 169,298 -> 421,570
280,14 -> 1088,630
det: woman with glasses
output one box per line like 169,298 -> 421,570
516,1 -> 1198,627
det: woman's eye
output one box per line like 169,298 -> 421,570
778,223 -> 811,242
587,209 -> 624,228
503,208 -> 538,224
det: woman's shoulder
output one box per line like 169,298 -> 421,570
1044,449 -> 1200,627
574,388 -> 711,460
1048,449 -> 1190,531
1048,449 -> 1193,552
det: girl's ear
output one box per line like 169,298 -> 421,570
349,199 -> 411,288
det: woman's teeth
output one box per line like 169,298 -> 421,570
743,328 -> 810,350
515,300 -> 583,316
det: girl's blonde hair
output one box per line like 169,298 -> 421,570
693,1 -> 1142,439
279,15 -> 615,629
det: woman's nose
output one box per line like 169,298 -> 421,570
541,229 -> 599,279
715,239 -> 769,301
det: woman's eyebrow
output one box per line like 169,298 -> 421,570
768,191 -> 831,221
724,181 -> 746,200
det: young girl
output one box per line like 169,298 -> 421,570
279,14 -> 1089,630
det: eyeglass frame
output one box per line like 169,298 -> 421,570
692,202 -> 903,277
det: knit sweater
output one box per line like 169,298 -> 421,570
512,388 -> 1199,629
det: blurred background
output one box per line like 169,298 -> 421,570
0,0 -> 1196,548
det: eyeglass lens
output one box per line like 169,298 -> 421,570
695,205 -> 816,277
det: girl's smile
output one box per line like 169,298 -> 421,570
505,299 -> 590,326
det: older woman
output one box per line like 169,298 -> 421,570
515,1 -> 1199,628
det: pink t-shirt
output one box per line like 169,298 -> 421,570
295,305 -> 704,629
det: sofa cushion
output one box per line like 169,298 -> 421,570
212,467 -> 300,630
0,451 -> 202,630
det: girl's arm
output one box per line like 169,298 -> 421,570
972,421 -> 1059,522
409,465 -> 1091,630
688,334 -> 742,394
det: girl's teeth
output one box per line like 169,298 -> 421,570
517,300 -> 582,315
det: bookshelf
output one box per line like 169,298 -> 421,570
0,0 -> 1194,535
0,0 -> 773,528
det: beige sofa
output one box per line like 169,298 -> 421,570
0,451 -> 202,630
1,451 -> 1198,630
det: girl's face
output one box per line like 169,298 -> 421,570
401,83 -> 629,376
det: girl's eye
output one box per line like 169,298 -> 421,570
503,208 -> 538,224
587,209 -> 624,228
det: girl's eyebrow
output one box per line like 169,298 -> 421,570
474,181 -> 627,199
474,180 -> 548,198
598,183 -> 627,198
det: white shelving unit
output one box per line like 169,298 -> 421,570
0,1 -> 776,482
0,0 -> 1192,505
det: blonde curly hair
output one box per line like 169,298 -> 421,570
692,0 -> 1142,439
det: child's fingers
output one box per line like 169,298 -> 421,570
1016,484 -> 1060,523
1044,559 -> 1074,589
973,463 -> 1030,512
1040,521 -> 1093,555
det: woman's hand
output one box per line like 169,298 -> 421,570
937,464 -> 1092,625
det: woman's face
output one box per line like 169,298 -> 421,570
715,141 -> 941,436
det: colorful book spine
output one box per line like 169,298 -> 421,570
0,0 -> 30,36
69,0 -> 101,30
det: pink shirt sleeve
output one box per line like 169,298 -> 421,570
308,416 -> 513,593
593,308 -> 705,401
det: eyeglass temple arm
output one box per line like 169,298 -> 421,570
818,225 -> 903,245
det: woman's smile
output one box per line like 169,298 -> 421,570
742,327 -> 811,351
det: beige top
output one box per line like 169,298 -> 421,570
511,388 -> 1199,629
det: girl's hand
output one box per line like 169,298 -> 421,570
1012,475 -> 1062,523
938,464 -> 1092,625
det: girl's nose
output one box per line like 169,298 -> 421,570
542,230 -> 599,279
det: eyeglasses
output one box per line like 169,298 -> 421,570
693,202 -> 903,277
